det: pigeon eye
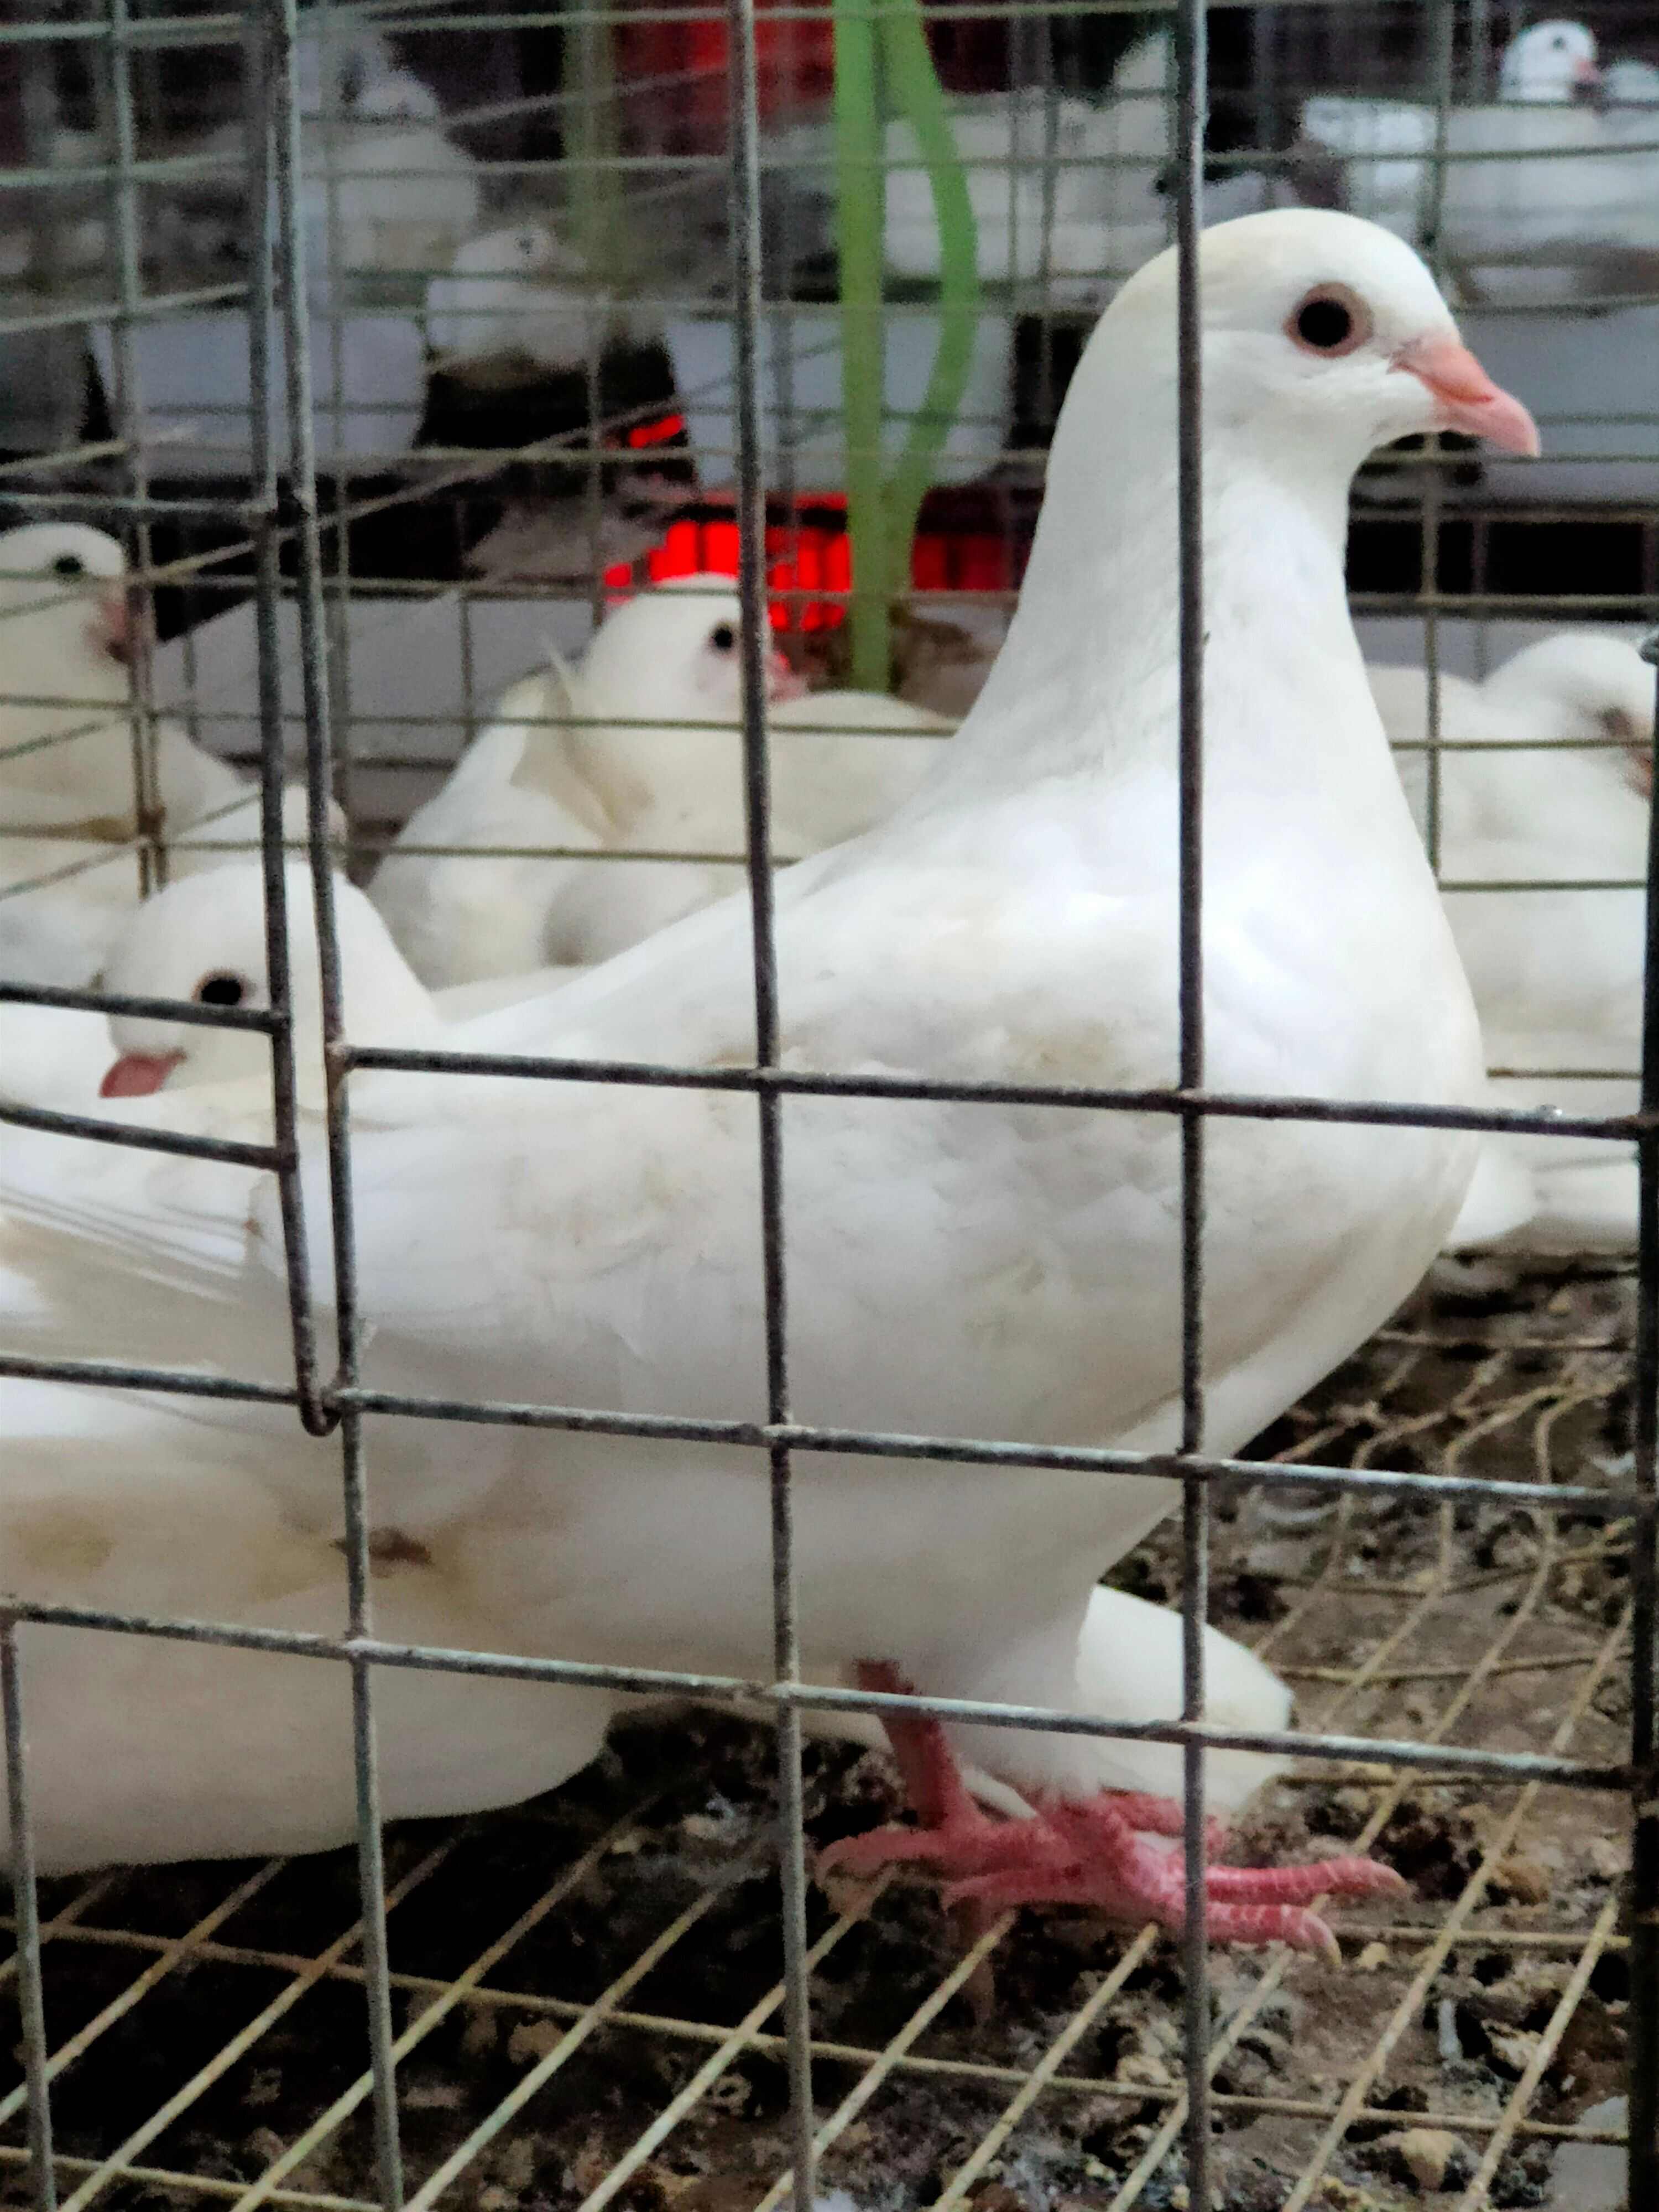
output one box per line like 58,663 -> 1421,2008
195,971 -> 247,1008
52,553 -> 86,578
709,623 -> 737,652
1287,287 -> 1371,356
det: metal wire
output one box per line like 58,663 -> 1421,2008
1,2 -> 1657,2207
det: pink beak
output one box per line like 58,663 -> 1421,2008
1395,337 -> 1541,457
95,587 -> 133,667
100,1051 -> 184,1098
1573,55 -> 1601,91
765,649 -> 808,704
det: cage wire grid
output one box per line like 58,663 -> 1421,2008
0,0 -> 1655,2207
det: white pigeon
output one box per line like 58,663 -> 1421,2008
426,222 -> 619,371
1303,19 -> 1624,297
94,857 -> 448,1101
0,523 -> 254,985
1371,632 -> 1652,1252
0,213 -> 1540,1954
298,50 -> 481,286
1440,22 -> 1659,304
0,810 -> 337,1111
1603,58 -> 1659,114
371,579 -> 952,983
0,523 -> 246,834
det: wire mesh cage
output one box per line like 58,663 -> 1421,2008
0,1 -> 1655,2208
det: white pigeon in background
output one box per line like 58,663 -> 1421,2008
0,523 -> 253,985
0,524 -> 245,834
1495,19 -> 1602,101
1371,632 -> 1652,1253
371,578 -> 952,983
0,213 -> 1541,1955
298,44 -> 481,286
1441,22 -> 1625,305
1301,19 -> 1652,303
426,222 -> 620,371
1603,57 -> 1659,113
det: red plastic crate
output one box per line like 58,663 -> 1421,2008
605,503 -> 1022,631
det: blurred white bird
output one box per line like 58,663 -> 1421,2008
0,524 -> 244,834
1441,30 -> 1620,305
0,523 -> 254,986
1303,19 -> 1651,302
1496,19 -> 1602,102
294,43 -> 481,288
426,222 -> 618,371
1371,631 -> 1652,1251
371,578 -> 953,983
1299,93 -> 1434,243
0,214 -> 1535,1954
1603,57 -> 1659,114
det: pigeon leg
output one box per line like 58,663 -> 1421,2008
818,1663 -> 1406,1960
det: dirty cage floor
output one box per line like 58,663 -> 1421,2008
0,1258 -> 1637,2211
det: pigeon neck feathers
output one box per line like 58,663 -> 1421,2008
928,268 -> 1367,812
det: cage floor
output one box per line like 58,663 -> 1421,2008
0,1257 -> 1638,2212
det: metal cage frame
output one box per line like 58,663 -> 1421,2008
0,1 -> 1655,2206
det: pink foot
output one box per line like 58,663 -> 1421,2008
820,1664 -> 1407,1963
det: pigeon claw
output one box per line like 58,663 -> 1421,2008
820,1787 -> 1405,1964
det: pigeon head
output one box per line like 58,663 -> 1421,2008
0,522 -> 135,684
1103,210 -> 1538,487
1483,634 -> 1656,801
578,576 -> 807,730
1498,20 -> 1600,104
97,860 -> 440,1102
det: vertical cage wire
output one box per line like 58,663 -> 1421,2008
1628,623 -> 1659,2211
1170,5 -> 1211,2209
725,0 -> 817,2203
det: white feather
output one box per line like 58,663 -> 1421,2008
0,215 -> 1499,1818
1371,630 -> 1651,1251
370,579 -> 953,983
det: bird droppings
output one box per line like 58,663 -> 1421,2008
0,1258 -> 1635,2209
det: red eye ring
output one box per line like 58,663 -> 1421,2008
1286,284 -> 1373,357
